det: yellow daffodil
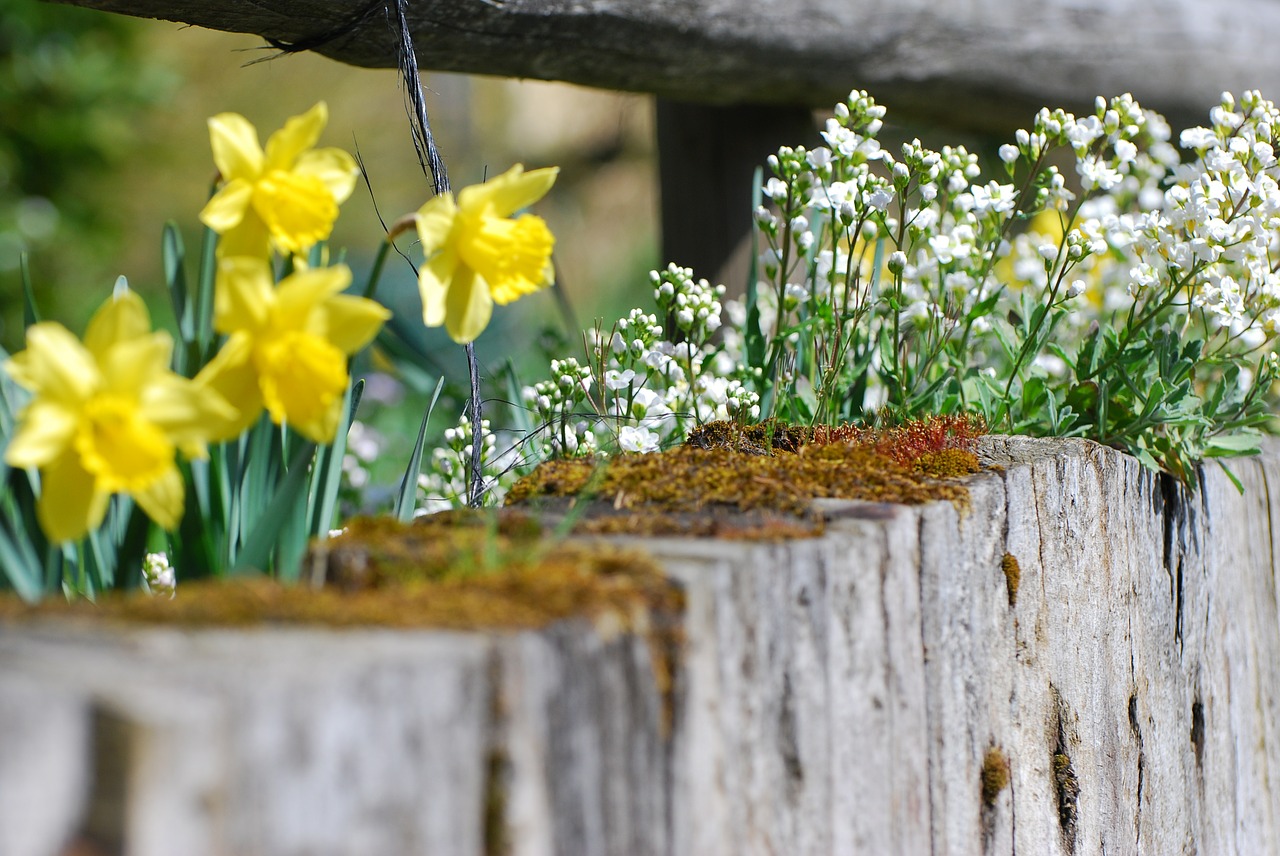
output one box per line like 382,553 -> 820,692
196,257 -> 391,444
4,291 -> 236,543
415,164 -> 559,343
199,102 -> 358,258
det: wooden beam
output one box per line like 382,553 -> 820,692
43,0 -> 1280,130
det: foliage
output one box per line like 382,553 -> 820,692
0,0 -> 176,343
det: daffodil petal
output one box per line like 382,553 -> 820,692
38,450 -> 109,544
8,324 -> 98,404
4,401 -> 77,468
214,257 -> 274,335
274,266 -> 352,333
200,180 -> 253,234
321,295 -> 392,354
98,332 -> 174,401
141,373 -> 238,457
264,102 -> 327,170
131,465 -> 184,531
83,290 -> 152,360
295,148 -> 358,205
444,267 -> 493,344
419,250 -> 458,328
194,333 -> 264,443
208,113 -> 265,182
459,164 -> 558,217
416,193 -> 458,251
216,217 -> 272,259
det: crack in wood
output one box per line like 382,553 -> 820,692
1049,686 -> 1079,853
1127,692 -> 1145,847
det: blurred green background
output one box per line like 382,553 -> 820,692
0,0 -> 659,365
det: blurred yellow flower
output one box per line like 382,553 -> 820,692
4,291 -> 235,543
196,257 -> 391,443
199,102 -> 358,257
415,164 -> 558,343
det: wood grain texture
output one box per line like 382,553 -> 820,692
4,438 -> 1280,853
41,0 -> 1280,127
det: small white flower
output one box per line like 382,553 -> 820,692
867,186 -> 894,211
142,553 -> 176,598
618,425 -> 661,454
605,369 -> 635,390
1180,126 -> 1219,150
762,177 -> 789,200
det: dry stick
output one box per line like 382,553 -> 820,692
388,0 -> 486,509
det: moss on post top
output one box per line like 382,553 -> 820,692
0,512 -> 683,632
506,417 -> 984,537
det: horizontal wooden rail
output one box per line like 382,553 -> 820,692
45,0 -> 1280,129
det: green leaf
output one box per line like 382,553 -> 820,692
232,442 -> 318,576
1203,431 -> 1262,458
308,380 -> 365,539
503,360 -> 532,438
162,222 -> 192,348
396,377 -> 445,523
1218,460 -> 1246,494
194,225 -> 219,360
745,165 -> 768,379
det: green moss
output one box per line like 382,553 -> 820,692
685,418 -> 811,454
508,417 -> 985,537
0,513 -> 683,636
981,746 -> 1011,807
914,448 -> 982,478
1001,553 -> 1021,606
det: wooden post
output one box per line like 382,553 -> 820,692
656,101 -> 818,284
5,438 -> 1280,852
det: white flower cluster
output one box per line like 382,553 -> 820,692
141,552 -> 175,598
995,91 -> 1280,338
515,263 -> 759,463
652,264 -> 725,341
416,413 -> 516,513
736,88 -> 1280,416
